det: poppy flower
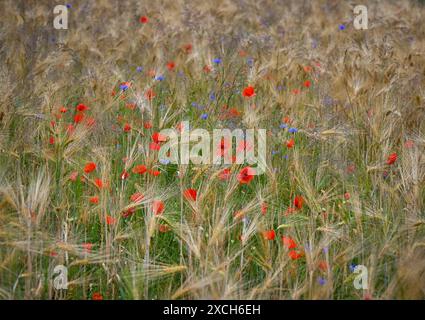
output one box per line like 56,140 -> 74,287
288,250 -> 303,260
344,192 -> 351,200
76,103 -> 89,112
237,166 -> 255,184
184,188 -> 197,201
318,261 -> 328,271
144,121 -> 153,129
149,142 -> 161,151
69,171 -> 78,181
303,80 -> 311,88
286,138 -> 295,148
262,230 -> 276,240
59,106 -> 68,113
89,196 -> 99,204
123,123 -> 131,132
74,113 -> 85,123
183,43 -> 192,53
150,169 -> 161,176
152,200 -> 165,215
219,168 -> 231,180
145,88 -> 156,100
166,61 -> 175,71
92,292 -> 103,300
49,136 -> 55,145
82,242 -> 93,253
282,236 -> 297,249
203,65 -> 211,73
95,178 -> 103,189
292,89 -> 300,95
130,192 -> 144,202
159,224 -> 171,233
139,16 -> 148,23
261,202 -> 268,215
120,170 -> 129,180
84,162 -> 96,173
132,165 -> 147,174
294,196 -> 304,210
122,207 -> 135,218
106,215 -> 116,225
242,86 -> 255,98
387,153 -> 397,165
152,132 -> 167,143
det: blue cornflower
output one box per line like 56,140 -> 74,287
136,66 -> 143,72
339,24 -> 346,30
279,123 -> 288,129
209,92 -> 216,101
349,263 -> 357,272
213,58 -> 221,64
288,127 -> 298,133
191,102 -> 198,108
66,4 -> 71,9
318,277 -> 326,286
120,84 -> 129,91
159,158 -> 170,165
201,113 -> 208,120
271,150 -> 280,155
156,75 -> 165,81
247,57 -> 254,67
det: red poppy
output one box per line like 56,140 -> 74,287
183,43 -> 192,53
145,88 -> 156,100
144,121 -> 153,129
288,250 -> 303,260
132,165 -> 147,175
242,86 -> 255,98
294,195 -> 304,210
184,189 -> 197,201
120,170 -> 129,180
262,230 -> 276,240
122,207 -> 135,218
303,80 -> 311,88
283,116 -> 292,124
95,178 -> 103,189
76,103 -> 89,112
152,200 -> 165,215
261,202 -> 268,215
344,192 -> 351,200
318,261 -> 328,271
203,65 -> 211,73
387,153 -> 397,165
69,171 -> 78,181
237,166 -> 255,184
89,196 -> 99,204
286,138 -> 295,148
159,224 -> 171,233
130,192 -> 144,202
149,142 -> 161,151
150,169 -> 161,176
49,136 -> 55,145
282,236 -> 297,249
292,88 -> 300,95
84,162 -> 96,173
82,242 -> 93,253
92,292 -> 103,300
106,215 -> 116,225
152,132 -> 167,143
139,16 -> 148,24
123,123 -> 131,132
59,106 -> 68,113
74,113 -> 85,123
219,168 -> 231,180
166,61 -> 175,71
